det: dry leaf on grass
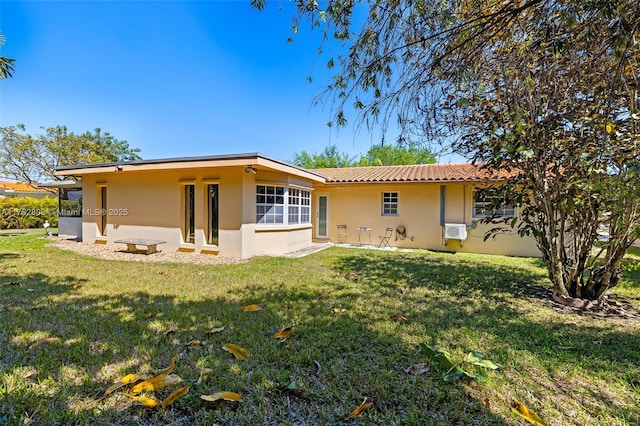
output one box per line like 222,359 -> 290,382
129,374 -> 182,395
185,340 -> 203,348
404,363 -> 429,375
197,367 -> 213,384
222,343 -> 250,360
390,313 -> 407,321
205,326 -> 225,335
156,356 -> 178,375
163,325 -> 178,336
347,397 -> 373,418
104,373 -> 147,396
28,337 -> 58,351
123,393 -> 160,408
201,391 -> 243,402
273,325 -> 295,340
511,400 -> 548,426
241,304 -> 262,312
160,385 -> 190,408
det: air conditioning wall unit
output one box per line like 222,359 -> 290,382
444,223 -> 468,241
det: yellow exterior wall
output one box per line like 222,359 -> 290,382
317,181 -> 540,257
79,166 -> 315,259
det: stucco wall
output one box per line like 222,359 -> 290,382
317,181 -> 540,257
79,166 -> 316,259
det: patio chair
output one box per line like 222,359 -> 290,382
337,224 -> 348,244
378,227 -> 393,248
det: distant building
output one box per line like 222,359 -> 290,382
0,181 -> 53,199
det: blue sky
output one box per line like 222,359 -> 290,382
0,0 -> 411,164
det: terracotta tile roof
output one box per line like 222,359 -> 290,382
0,181 -> 50,193
312,163 -> 515,183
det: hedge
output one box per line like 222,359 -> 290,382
0,197 -> 59,230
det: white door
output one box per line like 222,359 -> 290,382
316,194 -> 329,239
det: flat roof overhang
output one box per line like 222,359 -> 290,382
54,153 -> 326,183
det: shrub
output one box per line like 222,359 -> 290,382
0,196 -> 58,229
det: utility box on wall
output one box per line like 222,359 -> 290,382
444,223 -> 467,241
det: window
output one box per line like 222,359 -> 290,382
473,190 -> 515,218
184,184 -> 195,243
288,188 -> 311,224
382,192 -> 398,216
207,184 -> 219,245
257,185 -> 311,225
59,188 -> 82,218
99,186 -> 107,236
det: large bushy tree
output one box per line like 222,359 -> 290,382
0,125 -> 142,184
258,0 -> 640,301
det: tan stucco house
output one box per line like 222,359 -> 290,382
55,153 -> 540,259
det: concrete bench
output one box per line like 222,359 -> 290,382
114,238 -> 166,254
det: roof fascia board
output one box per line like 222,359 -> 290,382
55,153 -> 326,183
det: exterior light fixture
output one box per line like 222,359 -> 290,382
245,165 -> 257,174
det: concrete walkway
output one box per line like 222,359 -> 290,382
281,242 -> 399,258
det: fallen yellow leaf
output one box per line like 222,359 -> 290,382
104,373 -> 146,396
273,325 -> 295,340
143,312 -> 156,319
347,397 -> 373,418
197,367 -> 213,384
222,343 -> 250,361
156,355 -> 178,375
606,122 -> 615,134
129,373 -> 182,395
28,337 -> 58,351
241,304 -> 262,312
205,326 -> 225,335
161,385 -> 190,408
511,400 -> 548,426
123,393 -> 160,408
185,340 -> 203,348
200,391 -> 243,402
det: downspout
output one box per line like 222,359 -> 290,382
440,185 -> 445,246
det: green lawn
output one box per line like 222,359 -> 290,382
1,231 -> 639,425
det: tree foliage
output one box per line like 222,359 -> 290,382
261,0 -> 640,300
360,143 -> 436,166
0,125 -> 142,184
0,33 -> 15,80
292,145 -> 356,168
292,143 -> 436,167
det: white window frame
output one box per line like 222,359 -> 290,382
257,185 -> 311,225
382,192 -> 399,216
